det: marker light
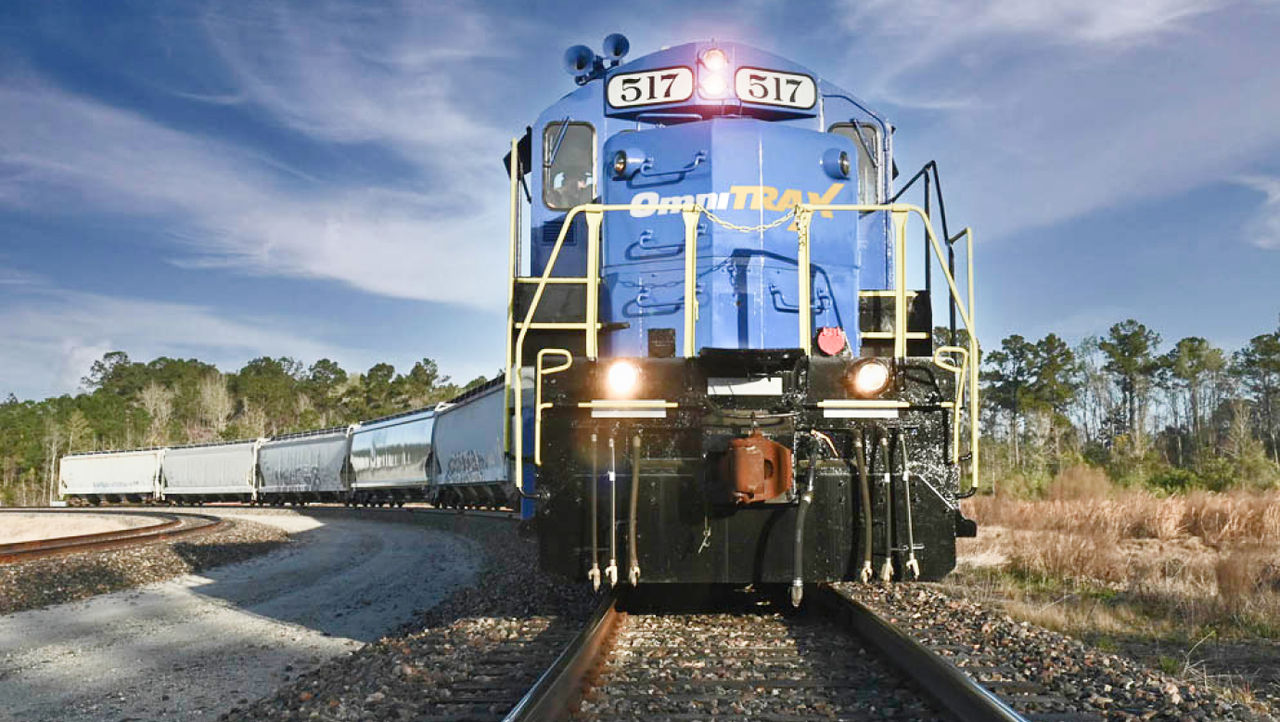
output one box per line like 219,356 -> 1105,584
848,359 -> 892,398
700,73 -> 728,97
605,360 -> 641,397
612,148 -> 645,179
701,48 -> 727,71
822,148 -> 852,179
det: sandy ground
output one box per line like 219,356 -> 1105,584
0,509 -> 483,722
0,512 -> 161,544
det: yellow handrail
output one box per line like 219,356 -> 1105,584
681,208 -> 700,358
506,201 -> 981,493
503,137 -> 520,458
932,345 -> 969,467
802,203 -> 979,490
534,349 -> 573,466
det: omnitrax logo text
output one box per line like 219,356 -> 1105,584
628,183 -> 844,218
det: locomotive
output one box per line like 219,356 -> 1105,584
506,35 -> 981,602
59,35 -> 982,604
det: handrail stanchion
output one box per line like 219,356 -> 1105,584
504,137 -> 521,458
964,228 -> 979,491
796,208 -> 815,354
584,210 -> 602,360
892,210 -> 909,360
680,206 -> 700,357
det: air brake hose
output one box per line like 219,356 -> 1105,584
879,434 -> 895,583
855,435 -> 873,583
899,432 -> 920,579
791,443 -> 818,607
606,436 -> 618,587
628,433 -> 641,586
588,432 -> 601,590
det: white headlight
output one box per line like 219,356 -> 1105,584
699,73 -> 727,97
850,360 -> 892,398
701,48 -> 727,71
605,360 -> 641,397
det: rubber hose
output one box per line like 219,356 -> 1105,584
856,436 -> 872,571
792,446 -> 817,604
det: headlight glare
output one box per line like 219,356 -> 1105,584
605,360 -> 641,397
701,48 -> 727,71
848,359 -> 892,398
699,73 -> 727,97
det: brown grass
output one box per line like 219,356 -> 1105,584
958,470 -> 1280,639
967,473 -> 1280,547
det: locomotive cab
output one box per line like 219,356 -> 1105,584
505,36 -> 981,600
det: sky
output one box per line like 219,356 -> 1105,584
1,0 -> 1278,400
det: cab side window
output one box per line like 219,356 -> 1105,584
543,122 -> 596,210
829,123 -> 880,204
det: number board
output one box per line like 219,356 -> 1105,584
734,68 -> 817,109
606,67 -> 694,108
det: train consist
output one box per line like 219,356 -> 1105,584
60,380 -> 515,510
62,35 -> 983,601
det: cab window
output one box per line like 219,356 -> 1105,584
829,123 -> 880,204
543,122 -> 596,210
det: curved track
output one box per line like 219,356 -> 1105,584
505,585 -> 1027,722
0,510 -> 223,564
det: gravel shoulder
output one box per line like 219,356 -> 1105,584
0,509 -> 483,722
0,513 -> 288,614
839,583 -> 1279,721
221,516 -> 595,722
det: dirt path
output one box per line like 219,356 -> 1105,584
0,509 -> 483,722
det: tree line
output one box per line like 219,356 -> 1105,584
0,352 -> 489,505
3,314 -> 1278,504
978,315 -> 1280,494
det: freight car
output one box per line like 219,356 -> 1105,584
58,384 -> 515,509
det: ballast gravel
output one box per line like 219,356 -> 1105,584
839,583 -> 1278,722
0,516 -> 287,614
220,519 -> 596,722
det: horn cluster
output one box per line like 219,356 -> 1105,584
562,33 -> 630,85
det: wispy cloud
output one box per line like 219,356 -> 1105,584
846,0 -> 1226,51
201,0 -> 509,162
1237,176 -> 1280,250
0,284 -> 359,399
0,267 -> 42,287
0,81 -> 507,307
836,0 -> 1280,241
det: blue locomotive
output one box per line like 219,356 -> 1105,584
507,35 -> 981,602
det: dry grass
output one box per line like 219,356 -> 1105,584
957,467 -> 1280,638
968,470 -> 1280,547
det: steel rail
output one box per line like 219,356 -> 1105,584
0,511 -> 223,564
502,588 -> 622,722
813,584 -> 1028,722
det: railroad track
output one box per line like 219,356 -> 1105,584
0,510 -> 223,564
504,584 -> 1030,722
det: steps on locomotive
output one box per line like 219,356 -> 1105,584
512,280 -> 587,363
858,289 -> 932,357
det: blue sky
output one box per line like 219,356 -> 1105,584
1,0 -> 1278,400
